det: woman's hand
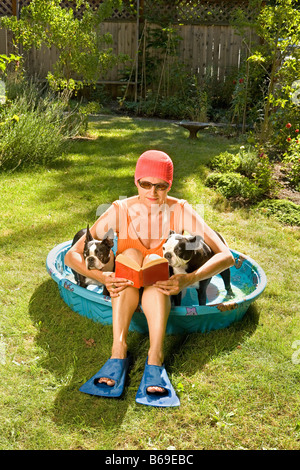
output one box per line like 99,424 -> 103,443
154,273 -> 193,296
102,272 -> 134,298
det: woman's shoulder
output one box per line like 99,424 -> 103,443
112,196 -> 138,207
166,196 -> 188,207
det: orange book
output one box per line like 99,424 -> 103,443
115,253 -> 169,288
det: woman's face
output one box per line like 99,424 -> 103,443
137,177 -> 170,207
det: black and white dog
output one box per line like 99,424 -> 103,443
162,231 -> 234,306
71,225 -> 115,294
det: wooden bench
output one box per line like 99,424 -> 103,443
177,121 -> 230,139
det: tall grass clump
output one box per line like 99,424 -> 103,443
0,82 -> 85,171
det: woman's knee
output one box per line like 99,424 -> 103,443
142,286 -> 171,311
122,248 -> 144,266
111,284 -> 140,307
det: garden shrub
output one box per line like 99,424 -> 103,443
256,199 -> 300,226
282,131 -> 300,190
249,152 -> 277,197
237,147 -> 260,177
209,147 -> 267,178
0,83 -> 84,171
208,151 -> 240,173
158,95 -> 188,120
122,92 -> 191,120
206,147 -> 277,201
205,172 -> 259,200
78,101 -> 103,115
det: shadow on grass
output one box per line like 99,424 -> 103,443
41,115 -> 233,206
0,115 -> 241,251
29,280 -> 133,430
163,303 -> 260,376
29,278 -> 259,430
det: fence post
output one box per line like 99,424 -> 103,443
134,0 -> 140,102
12,0 -> 19,18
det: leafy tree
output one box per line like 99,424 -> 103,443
232,0 -> 300,145
0,53 -> 21,77
1,0 -> 127,91
254,0 -> 300,141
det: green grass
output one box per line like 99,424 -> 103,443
0,115 -> 300,450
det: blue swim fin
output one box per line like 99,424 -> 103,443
135,358 -> 180,407
79,354 -> 132,397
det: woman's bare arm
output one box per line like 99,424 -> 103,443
64,204 -> 118,284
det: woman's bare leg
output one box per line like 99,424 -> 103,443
141,274 -> 171,393
98,248 -> 142,385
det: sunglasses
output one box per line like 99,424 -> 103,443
138,180 -> 169,191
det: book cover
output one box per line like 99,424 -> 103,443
115,254 -> 169,288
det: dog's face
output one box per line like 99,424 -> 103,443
83,226 -> 114,271
162,231 -> 204,268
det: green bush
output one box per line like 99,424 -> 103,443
0,84 -> 84,171
256,199 -> 300,226
208,147 -> 263,177
78,101 -> 103,115
208,151 -> 240,172
122,93 -> 189,120
237,147 -> 260,177
205,171 -> 259,199
283,138 -> 300,190
206,147 -> 277,201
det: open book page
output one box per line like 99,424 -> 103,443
142,256 -> 169,270
115,254 -> 169,288
115,253 -> 141,271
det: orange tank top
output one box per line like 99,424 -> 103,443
112,197 -> 187,258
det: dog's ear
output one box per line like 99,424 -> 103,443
103,227 -> 114,240
186,235 -> 204,250
85,224 -> 93,243
102,228 -> 114,247
168,230 -> 175,238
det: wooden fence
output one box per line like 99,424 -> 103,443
0,1 -> 257,92
0,23 -> 253,80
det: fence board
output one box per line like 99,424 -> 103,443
212,26 -> 221,80
0,27 -> 8,55
219,25 -> 227,80
102,21 -> 137,81
0,22 -> 256,85
0,27 -> 14,55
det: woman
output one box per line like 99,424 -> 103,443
65,150 -> 234,407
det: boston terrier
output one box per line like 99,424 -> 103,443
162,231 -> 234,306
71,225 -> 115,295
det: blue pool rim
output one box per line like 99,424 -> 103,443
46,240 -> 267,335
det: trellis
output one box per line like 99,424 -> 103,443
143,0 -> 255,25
0,0 -> 137,19
0,0 -> 14,16
0,0 -> 256,24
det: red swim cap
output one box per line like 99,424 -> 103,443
134,150 -> 173,188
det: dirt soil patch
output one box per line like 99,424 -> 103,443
272,163 -> 300,205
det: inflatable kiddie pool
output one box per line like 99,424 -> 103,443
46,238 -> 267,335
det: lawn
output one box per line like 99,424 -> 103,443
0,115 -> 300,450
